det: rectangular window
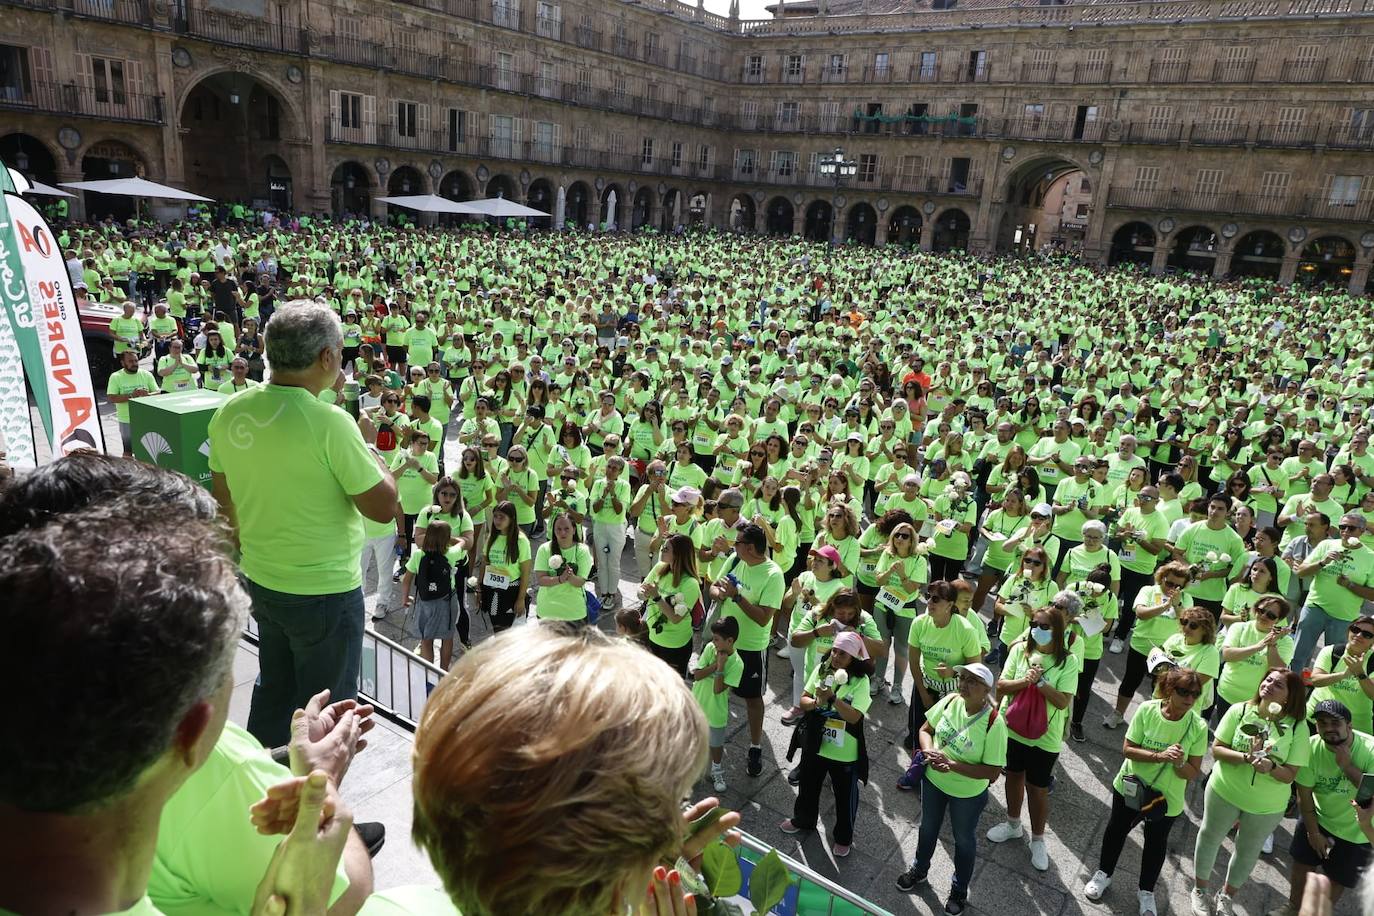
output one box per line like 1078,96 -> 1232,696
734,148 -> 757,176
919,51 -> 937,78
1208,105 -> 1237,130
537,61 -> 556,97
447,108 -> 465,151
1147,104 -> 1173,130
533,120 -> 558,161
873,52 -> 890,75
90,56 -> 127,105
740,99 -> 758,129
769,150 -> 797,176
776,100 -> 799,128
645,32 -> 659,56
612,74 -> 628,102
819,100 -> 841,132
339,91 -> 362,128
1258,170 -> 1290,198
495,51 -> 514,91
489,113 -> 514,157
671,141 -> 683,168
697,144 -> 711,171
967,50 -> 988,80
1133,166 -> 1160,192
828,53 -> 845,75
784,53 -> 804,79
857,153 -> 878,183
1276,106 -> 1306,138
337,16 -> 360,41
1023,102 -> 1045,127
899,154 -> 926,179
1352,108 -> 1374,140
745,54 -> 763,79
1327,175 -> 1362,206
492,0 -> 519,29
1074,203 -> 1089,219
573,125 -> 591,149
0,44 -> 31,100
641,137 -> 654,166
535,1 -> 561,38
395,100 -> 418,139
609,131 -> 624,155
1193,169 -> 1224,202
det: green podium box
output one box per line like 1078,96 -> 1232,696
129,388 -> 228,489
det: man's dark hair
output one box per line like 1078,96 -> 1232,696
737,523 -> 768,554
711,616 -> 740,641
411,394 -> 432,414
1,509 -> 245,812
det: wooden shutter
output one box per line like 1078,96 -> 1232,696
362,93 -> 375,144
30,46 -> 54,108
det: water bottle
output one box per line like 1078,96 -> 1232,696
343,380 -> 360,419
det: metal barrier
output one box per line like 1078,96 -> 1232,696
735,833 -> 894,916
241,618 -> 445,728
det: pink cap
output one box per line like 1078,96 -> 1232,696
810,545 -> 843,567
833,630 -> 870,661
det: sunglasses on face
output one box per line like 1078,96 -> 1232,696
1183,620 -> 1204,631
1165,580 -> 1188,589
1340,524 -> 1364,532
1257,609 -> 1283,621
1350,627 -> 1374,639
1174,688 -> 1201,699
750,451 -> 765,457
1024,558 -> 1044,567
894,532 -> 912,540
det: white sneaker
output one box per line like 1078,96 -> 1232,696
1138,890 -> 1158,916
1102,710 -> 1125,729
1215,893 -> 1236,916
776,645 -> 791,659
1029,838 -> 1048,871
1108,638 -> 1125,654
1083,870 -> 1111,902
1262,831 -> 1274,854
986,821 -> 1024,843
371,605 -> 389,622
1190,887 -> 1214,916
711,767 -> 726,792
888,691 -> 906,706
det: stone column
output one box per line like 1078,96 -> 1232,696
875,216 -> 889,246
791,207 -> 805,237
1150,241 -> 1169,275
919,221 -> 935,251
1279,253 -> 1300,286
1212,245 -> 1234,279
831,205 -> 845,244
1349,249 -> 1372,295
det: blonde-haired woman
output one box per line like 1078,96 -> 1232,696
640,533 -> 703,678
814,500 -> 861,587
396,623 -> 735,916
873,519 -> 930,707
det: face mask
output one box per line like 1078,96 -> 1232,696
1030,626 -> 1053,646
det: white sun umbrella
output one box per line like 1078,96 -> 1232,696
554,185 -> 566,230
374,193 -> 481,214
20,178 -> 75,197
463,197 -> 549,218
58,176 -> 213,201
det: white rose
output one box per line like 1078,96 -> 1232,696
429,504 -> 443,516
1267,702 -> 1284,716
548,555 -> 564,570
1346,537 -> 1363,549
1219,552 -> 1232,565
1205,550 -> 1219,564
833,669 -> 850,685
1087,582 -> 1106,595
915,541 -> 933,555
466,576 -> 479,588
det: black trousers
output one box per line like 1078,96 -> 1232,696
791,752 -> 860,846
482,583 -> 520,632
1071,656 -> 1101,726
1114,568 -> 1156,640
1098,790 -> 1179,891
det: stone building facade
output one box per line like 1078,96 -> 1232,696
1,0 -> 1372,290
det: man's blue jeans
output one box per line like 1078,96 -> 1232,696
246,580 -> 365,748
911,777 -> 989,899
1293,601 -> 1351,672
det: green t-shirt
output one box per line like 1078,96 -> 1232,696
1162,633 -> 1222,710
1307,645 -> 1374,736
1209,703 -> 1311,815
924,692 -> 1008,798
533,542 -> 593,621
1296,731 -> 1374,843
1305,539 -> 1374,621
999,641 -> 1081,753
107,368 -> 158,424
803,664 -> 873,763
873,551 -> 929,616
907,612 -> 981,695
149,722 -> 350,915
692,642 -> 744,728
1115,506 -> 1169,575
1174,521 -> 1247,602
482,531 -> 531,582
981,508 -> 1029,572
589,477 -> 632,524
390,449 -> 440,514
1129,584 -> 1194,658
208,385 -> 382,594
793,610 -> 881,678
719,556 -> 785,652
1218,620 -> 1295,706
643,566 -> 702,649
1112,700 -> 1208,817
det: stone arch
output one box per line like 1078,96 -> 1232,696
178,69 -> 302,204
687,190 -> 710,227
261,153 -> 292,210
77,135 -> 152,177
1297,235 -> 1358,288
931,207 -> 972,252
565,180 -> 592,229
1230,229 -> 1286,279
79,139 -> 149,221
803,199 -> 833,242
329,160 -> 372,217
1107,220 -> 1155,266
439,169 -> 474,202
845,201 -> 877,245
629,186 -> 652,230
661,187 -> 685,231
764,196 -> 793,236
1,132 -> 61,185
729,193 -> 756,232
387,165 -> 428,196
888,205 -> 923,246
485,173 -> 516,199
996,153 -> 1095,253
173,65 -> 305,139
1167,225 -> 1220,274
526,177 -> 555,228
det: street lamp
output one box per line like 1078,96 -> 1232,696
816,146 -> 856,243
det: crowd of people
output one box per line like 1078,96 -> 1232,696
34,214 -> 1374,916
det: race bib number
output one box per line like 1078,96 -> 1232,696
693,431 -> 712,448
861,560 -> 879,576
876,588 -> 906,612
822,718 -> 846,748
924,675 -> 957,695
1119,545 -> 1136,563
482,569 -> 509,589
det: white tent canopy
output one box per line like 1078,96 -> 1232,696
462,197 -> 549,218
58,176 -> 213,202
20,179 -> 74,198
374,194 -> 481,214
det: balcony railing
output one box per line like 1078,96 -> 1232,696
1279,58 -> 1326,82
533,15 -> 562,39
0,79 -> 162,123
1106,187 -> 1374,223
1148,60 -> 1191,83
317,34 -> 387,68
70,0 -> 150,24
1073,62 -> 1109,83
571,25 -> 600,51
1019,62 -> 1057,82
177,6 -> 307,54
1212,59 -> 1257,82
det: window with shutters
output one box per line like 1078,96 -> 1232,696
740,99 -> 759,130
537,61 -> 556,97
395,29 -> 417,55
702,97 -> 716,122
612,74 -> 628,103
1327,175 -> 1363,206
489,114 -> 517,157
1023,102 -> 1045,128
1194,169 -> 1224,195
1288,44 -> 1320,80
1208,105 -> 1237,131
1132,166 -> 1160,191
899,154 -> 926,180
575,68 -> 590,95
745,54 -> 763,80
874,52 -> 890,76
90,56 -> 128,106
1154,46 -> 1185,80
784,53 -> 804,80
0,44 -> 31,101
338,16 -> 360,41
671,141 -> 683,169
1147,105 -> 1173,129
827,53 -> 846,76
493,0 -> 519,29
535,1 -> 561,38
1275,106 -> 1306,140
819,101 -> 841,132
573,125 -> 591,149
1351,108 -> 1374,141
447,108 -> 466,151
646,81 -> 660,102
1259,171 -> 1290,199
395,100 -> 420,142
609,131 -> 624,155
770,150 -> 797,177
734,148 -> 757,176
1083,47 -> 1108,76
918,51 -> 937,79
1219,45 -> 1251,80
776,100 -> 799,129
645,31 -> 660,57
967,50 -> 988,80
641,137 -> 654,166
329,89 -> 374,143
1029,48 -> 1054,78
857,153 -> 878,183
697,144 -> 711,171
495,51 -> 514,91
533,121 -> 558,162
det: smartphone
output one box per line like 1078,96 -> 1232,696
1358,773 -> 1374,809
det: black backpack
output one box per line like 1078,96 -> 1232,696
415,550 -> 453,601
